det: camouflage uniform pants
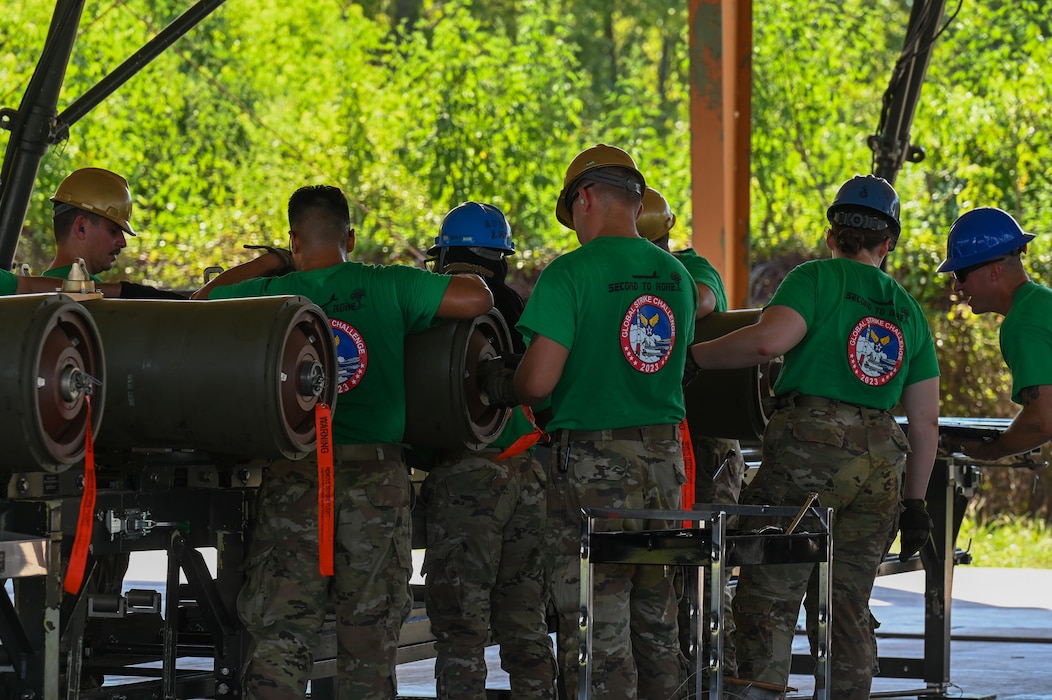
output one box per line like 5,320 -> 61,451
675,435 -> 744,683
729,399 -> 907,699
691,436 -> 746,507
237,449 -> 414,700
421,450 -> 556,700
545,427 -> 688,700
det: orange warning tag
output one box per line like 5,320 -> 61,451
315,403 -> 335,577
495,405 -> 549,460
679,418 -> 696,528
64,396 -> 97,595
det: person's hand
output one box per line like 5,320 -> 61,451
243,244 -> 294,275
937,434 -> 960,456
898,499 -> 932,562
498,352 -> 523,370
941,435 -> 1002,462
478,356 -> 518,408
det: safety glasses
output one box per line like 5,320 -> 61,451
953,257 -> 1004,283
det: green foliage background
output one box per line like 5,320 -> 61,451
2,0 -> 1049,520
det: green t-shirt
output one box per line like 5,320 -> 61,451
517,236 -> 698,431
674,248 -> 728,312
43,265 -> 103,283
1000,281 -> 1052,404
768,257 -> 939,410
208,262 -> 451,445
0,269 -> 17,295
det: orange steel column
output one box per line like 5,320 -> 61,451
689,0 -> 753,308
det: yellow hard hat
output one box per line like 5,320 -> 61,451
555,144 -> 645,230
51,167 -> 136,235
637,187 -> 676,241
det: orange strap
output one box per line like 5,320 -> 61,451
315,403 -> 335,577
679,418 -> 696,528
64,396 -> 97,595
495,405 -> 549,460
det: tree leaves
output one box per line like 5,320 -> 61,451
4,0 -> 1051,515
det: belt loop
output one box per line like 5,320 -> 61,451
376,446 -> 384,461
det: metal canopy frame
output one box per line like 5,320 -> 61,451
3,0 -> 948,283
0,0 -> 228,269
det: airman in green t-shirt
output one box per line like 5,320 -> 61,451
937,207 -> 1052,459
497,145 -> 697,700
690,175 -> 940,700
193,185 -> 492,700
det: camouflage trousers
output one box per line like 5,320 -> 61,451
690,435 -> 746,507
545,427 -> 689,700
420,450 -> 556,700
675,435 -> 745,683
237,449 -> 414,700
730,399 -> 907,700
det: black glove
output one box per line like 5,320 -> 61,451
119,281 -> 189,300
243,244 -> 294,275
683,347 -> 701,387
898,499 -> 932,562
478,356 -> 518,408
500,352 -> 523,370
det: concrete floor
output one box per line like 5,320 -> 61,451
856,567 -> 1052,700
396,566 -> 1052,699
106,553 -> 1051,699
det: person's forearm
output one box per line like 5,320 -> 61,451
691,326 -> 778,370
900,376 -> 940,500
903,428 -> 938,500
191,253 -> 285,299
959,390 -> 1052,460
964,420 -> 1052,460
691,305 -> 806,371
436,274 -> 493,318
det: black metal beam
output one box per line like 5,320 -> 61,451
0,0 -> 228,271
55,0 -> 229,139
868,0 -> 951,184
0,0 -> 86,269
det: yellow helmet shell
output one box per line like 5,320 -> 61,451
637,187 -> 676,241
51,167 -> 136,235
556,144 -> 645,230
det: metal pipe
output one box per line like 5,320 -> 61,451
0,0 -> 228,270
0,0 -> 86,268
55,0 -> 229,136
869,0 -> 950,184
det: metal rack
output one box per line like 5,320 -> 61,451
0,462 -> 256,700
579,504 -> 834,700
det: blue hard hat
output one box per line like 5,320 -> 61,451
427,202 -> 515,257
937,207 -> 1035,273
826,175 -> 901,245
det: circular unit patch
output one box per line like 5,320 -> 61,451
620,295 -> 676,373
331,318 -> 368,393
847,316 -> 903,386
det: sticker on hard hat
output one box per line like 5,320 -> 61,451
331,318 -> 368,392
847,317 -> 903,386
620,296 -> 677,373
